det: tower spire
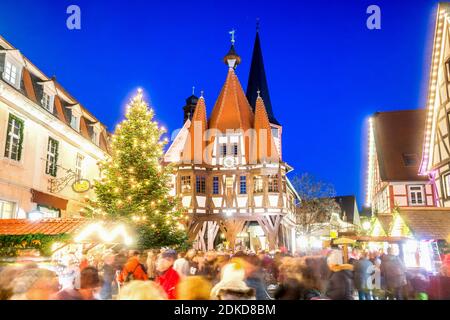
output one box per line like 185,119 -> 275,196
246,24 -> 280,126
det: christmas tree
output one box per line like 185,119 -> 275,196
88,89 -> 188,249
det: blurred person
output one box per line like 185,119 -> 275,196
118,250 -> 148,283
216,280 -> 256,300
186,249 -> 199,275
353,251 -> 374,300
9,267 -> 59,300
176,276 -> 212,300
198,251 -> 218,281
155,249 -> 180,299
241,255 -> 270,300
325,262 -> 354,300
118,280 -> 167,300
99,253 -> 116,300
0,266 -> 24,300
173,252 -> 190,279
52,266 -> 101,300
210,261 -> 246,299
146,250 -> 158,280
380,246 -> 407,300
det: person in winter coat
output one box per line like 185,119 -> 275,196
380,247 -> 407,300
155,249 -> 180,299
173,252 -> 190,279
325,264 -> 355,300
118,250 -> 148,283
353,251 -> 374,300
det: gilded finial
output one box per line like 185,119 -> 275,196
229,29 -> 236,45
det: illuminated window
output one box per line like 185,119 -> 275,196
253,176 -> 263,193
196,176 -> 206,194
0,199 -> 16,219
213,176 -> 220,195
181,176 -> 191,193
240,176 -> 247,194
268,175 -> 279,193
45,137 -> 59,177
4,114 -> 24,161
408,185 -> 425,206
3,60 -> 18,86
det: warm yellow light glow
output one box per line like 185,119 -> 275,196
75,222 -> 133,245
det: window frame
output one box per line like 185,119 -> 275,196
407,185 -> 425,206
75,153 -> 84,179
45,137 -> 59,177
253,176 -> 264,194
0,199 -> 16,219
4,114 -> 24,161
212,176 -> 220,195
181,175 -> 192,193
239,176 -> 247,194
268,175 -> 279,193
196,176 -> 206,194
3,60 -> 18,86
70,114 -> 80,132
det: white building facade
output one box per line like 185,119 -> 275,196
0,36 -> 109,220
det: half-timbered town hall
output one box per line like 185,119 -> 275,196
165,30 -> 300,252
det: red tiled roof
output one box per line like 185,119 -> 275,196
0,218 -> 88,235
254,96 -> 280,163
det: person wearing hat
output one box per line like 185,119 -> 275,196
155,249 -> 180,299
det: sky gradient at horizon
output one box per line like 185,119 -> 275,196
0,0 -> 440,208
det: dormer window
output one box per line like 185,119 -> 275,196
92,130 -> 99,145
3,60 -> 18,85
70,114 -> 80,131
41,92 -> 54,113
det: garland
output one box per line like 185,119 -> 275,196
0,233 -> 71,257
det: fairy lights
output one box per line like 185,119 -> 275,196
420,5 -> 450,175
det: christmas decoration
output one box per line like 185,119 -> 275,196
87,89 -> 188,249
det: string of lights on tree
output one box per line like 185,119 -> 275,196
83,88 -> 189,249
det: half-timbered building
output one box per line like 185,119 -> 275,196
367,110 -> 435,214
420,3 -> 450,208
165,31 -> 299,252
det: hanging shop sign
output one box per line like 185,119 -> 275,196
72,179 -> 91,193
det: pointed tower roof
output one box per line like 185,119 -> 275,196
246,28 -> 280,126
208,67 -> 254,132
254,94 -> 280,163
182,95 -> 207,164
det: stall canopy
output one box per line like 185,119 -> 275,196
0,218 -> 87,235
396,208 -> 450,242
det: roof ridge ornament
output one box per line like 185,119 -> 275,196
224,29 -> 241,69
229,29 -> 236,45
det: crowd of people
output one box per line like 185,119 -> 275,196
0,245 -> 449,300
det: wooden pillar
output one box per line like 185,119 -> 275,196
257,215 -> 282,250
219,219 -> 246,251
206,221 -> 219,251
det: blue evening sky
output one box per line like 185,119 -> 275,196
0,0 -> 440,208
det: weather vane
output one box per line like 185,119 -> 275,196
229,29 -> 236,45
